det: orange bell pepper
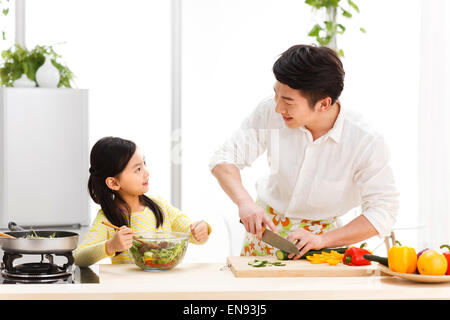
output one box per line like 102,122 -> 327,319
387,241 -> 417,273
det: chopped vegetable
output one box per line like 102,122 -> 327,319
274,247 -> 347,261
306,250 -> 344,265
275,250 -> 289,260
145,261 -> 176,267
24,229 -> 56,239
129,238 -> 187,270
247,259 -> 286,267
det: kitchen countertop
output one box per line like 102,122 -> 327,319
0,262 -> 449,300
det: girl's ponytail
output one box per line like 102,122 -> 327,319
141,195 -> 164,228
88,174 -> 129,227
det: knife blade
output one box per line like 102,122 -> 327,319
261,227 -> 300,255
239,220 -> 300,255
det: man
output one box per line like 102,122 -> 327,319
209,44 -> 399,259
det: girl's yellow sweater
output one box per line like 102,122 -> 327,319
74,195 -> 211,267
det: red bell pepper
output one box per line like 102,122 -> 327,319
343,243 -> 372,266
145,260 -> 176,268
439,244 -> 450,275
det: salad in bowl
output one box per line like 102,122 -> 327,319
129,232 -> 189,271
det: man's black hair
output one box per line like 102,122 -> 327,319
273,44 -> 345,108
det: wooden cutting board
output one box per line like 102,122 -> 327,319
227,256 -> 378,278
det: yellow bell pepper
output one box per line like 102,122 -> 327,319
326,259 -> 341,265
306,250 -> 344,265
387,241 -> 417,273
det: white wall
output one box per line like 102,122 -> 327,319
181,0 -> 421,261
26,0 -> 172,204
22,0 -> 422,262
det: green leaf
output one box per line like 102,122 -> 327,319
3,8 -> 9,16
324,21 -> 335,33
347,0 -> 359,13
337,24 -> 346,34
317,35 -> 332,46
305,0 -> 366,55
308,24 -> 323,37
341,8 -> 352,18
0,43 -> 74,88
12,68 -> 22,80
305,0 -> 335,9
22,61 -> 28,74
327,0 -> 340,8
305,0 -> 321,9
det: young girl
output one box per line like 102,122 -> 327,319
74,136 -> 211,267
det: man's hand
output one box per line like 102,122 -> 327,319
238,199 -> 277,240
286,228 -> 325,259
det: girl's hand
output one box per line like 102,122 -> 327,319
286,228 -> 325,260
190,221 -> 209,244
105,225 -> 134,255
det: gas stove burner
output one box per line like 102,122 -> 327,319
2,278 -> 67,284
1,263 -> 71,279
1,276 -> 73,284
16,262 -> 60,275
1,251 -> 74,282
0,268 -> 73,284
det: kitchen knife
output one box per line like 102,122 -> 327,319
239,220 -> 300,255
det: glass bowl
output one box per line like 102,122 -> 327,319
128,232 -> 189,271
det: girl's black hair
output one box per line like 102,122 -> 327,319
87,136 -> 164,228
272,44 -> 345,108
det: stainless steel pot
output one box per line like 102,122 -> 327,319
0,222 -> 79,254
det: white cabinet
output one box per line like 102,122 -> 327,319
0,88 -> 90,228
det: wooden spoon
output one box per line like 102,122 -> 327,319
0,232 -> 15,239
101,221 -> 146,244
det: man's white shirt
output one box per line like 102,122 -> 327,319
209,96 -> 399,238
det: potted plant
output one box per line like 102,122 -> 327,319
0,43 -> 75,87
305,0 -> 366,56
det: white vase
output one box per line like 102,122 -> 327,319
13,73 -> 36,87
36,56 -> 60,88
